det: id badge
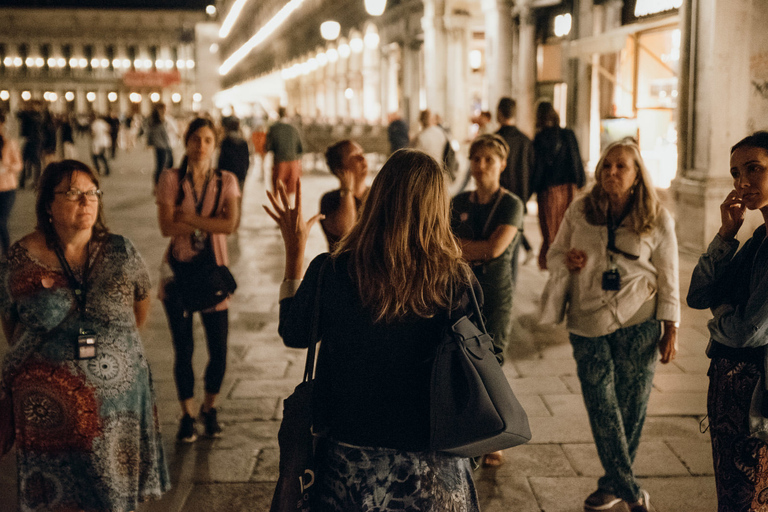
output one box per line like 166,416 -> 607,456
76,329 -> 98,360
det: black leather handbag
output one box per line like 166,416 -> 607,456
167,241 -> 237,312
430,283 -> 531,457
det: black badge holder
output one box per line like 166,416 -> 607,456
53,241 -> 97,360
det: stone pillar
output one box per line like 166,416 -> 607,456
482,0 -> 514,113
421,0 -> 448,117
444,12 -> 471,141
570,0 -> 594,159
673,0 -> 758,252
362,33 -> 381,123
515,1 -> 536,136
401,39 -> 421,128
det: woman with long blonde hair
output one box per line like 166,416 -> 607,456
542,139 -> 679,512
266,149 -> 482,510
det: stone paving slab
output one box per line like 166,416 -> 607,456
474,475 -> 541,512
667,440 -> 715,476
541,394 -> 588,417
647,391 -> 707,416
563,441 -> 690,477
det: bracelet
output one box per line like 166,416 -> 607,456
339,188 -> 352,197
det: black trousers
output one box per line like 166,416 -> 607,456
163,297 -> 229,402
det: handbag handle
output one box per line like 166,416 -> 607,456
303,256 -> 332,383
465,281 -> 489,336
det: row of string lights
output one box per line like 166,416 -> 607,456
280,26 -> 380,81
2,56 -> 196,71
0,90 -> 202,104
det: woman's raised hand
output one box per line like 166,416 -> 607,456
264,179 -> 323,279
719,189 -> 746,240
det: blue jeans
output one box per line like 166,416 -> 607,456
570,319 -> 660,502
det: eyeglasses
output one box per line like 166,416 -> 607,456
55,189 -> 103,202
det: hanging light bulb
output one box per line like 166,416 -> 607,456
364,0 -> 386,16
320,21 -> 341,41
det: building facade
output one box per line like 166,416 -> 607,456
0,7 -> 210,117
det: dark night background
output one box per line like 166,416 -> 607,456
0,0 -> 210,9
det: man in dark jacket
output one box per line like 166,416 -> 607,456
496,97 -> 535,278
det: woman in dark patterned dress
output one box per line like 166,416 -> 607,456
266,149 -> 481,511
0,160 -> 169,511
688,131 -> 768,511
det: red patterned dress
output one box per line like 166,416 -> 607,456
0,234 -> 169,511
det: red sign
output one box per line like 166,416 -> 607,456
122,69 -> 181,88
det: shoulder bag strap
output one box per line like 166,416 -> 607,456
466,279 -> 489,336
303,256 -> 332,383
480,188 -> 506,239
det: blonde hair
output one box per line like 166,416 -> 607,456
583,139 -> 660,234
335,149 -> 472,323
469,134 -> 509,161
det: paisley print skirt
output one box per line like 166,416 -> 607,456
708,357 -> 768,512
313,438 -> 480,512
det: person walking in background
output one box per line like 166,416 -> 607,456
0,113 -> 22,254
147,103 -> 173,189
496,97 -> 535,274
266,149 -> 481,511
17,100 -> 43,189
156,118 -> 240,443
319,139 -> 369,251
411,109 -> 448,164
106,111 -> 121,159
60,114 -> 77,160
531,101 -> 585,270
387,111 -> 410,154
475,111 -> 493,137
542,140 -> 679,512
218,116 -> 251,194
266,106 -> 303,203
0,159 -> 170,511
451,134 -> 523,468
90,115 -> 111,177
687,132 -> 768,512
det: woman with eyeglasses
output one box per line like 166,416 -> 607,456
0,160 -> 170,511
541,140 -> 679,512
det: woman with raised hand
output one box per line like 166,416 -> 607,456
266,149 -> 482,511
688,131 -> 768,511
543,139 -> 679,512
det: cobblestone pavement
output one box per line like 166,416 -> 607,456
0,142 -> 716,511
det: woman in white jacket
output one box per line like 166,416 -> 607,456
542,139 -> 679,512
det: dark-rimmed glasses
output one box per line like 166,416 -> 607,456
55,189 -> 103,202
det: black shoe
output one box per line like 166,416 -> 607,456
200,406 -> 223,438
176,414 -> 198,443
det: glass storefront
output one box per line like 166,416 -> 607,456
600,22 -> 680,188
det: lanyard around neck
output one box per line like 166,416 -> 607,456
189,172 -> 212,215
606,208 -> 639,261
52,240 -> 91,314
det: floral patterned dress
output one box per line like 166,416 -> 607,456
0,233 -> 170,512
